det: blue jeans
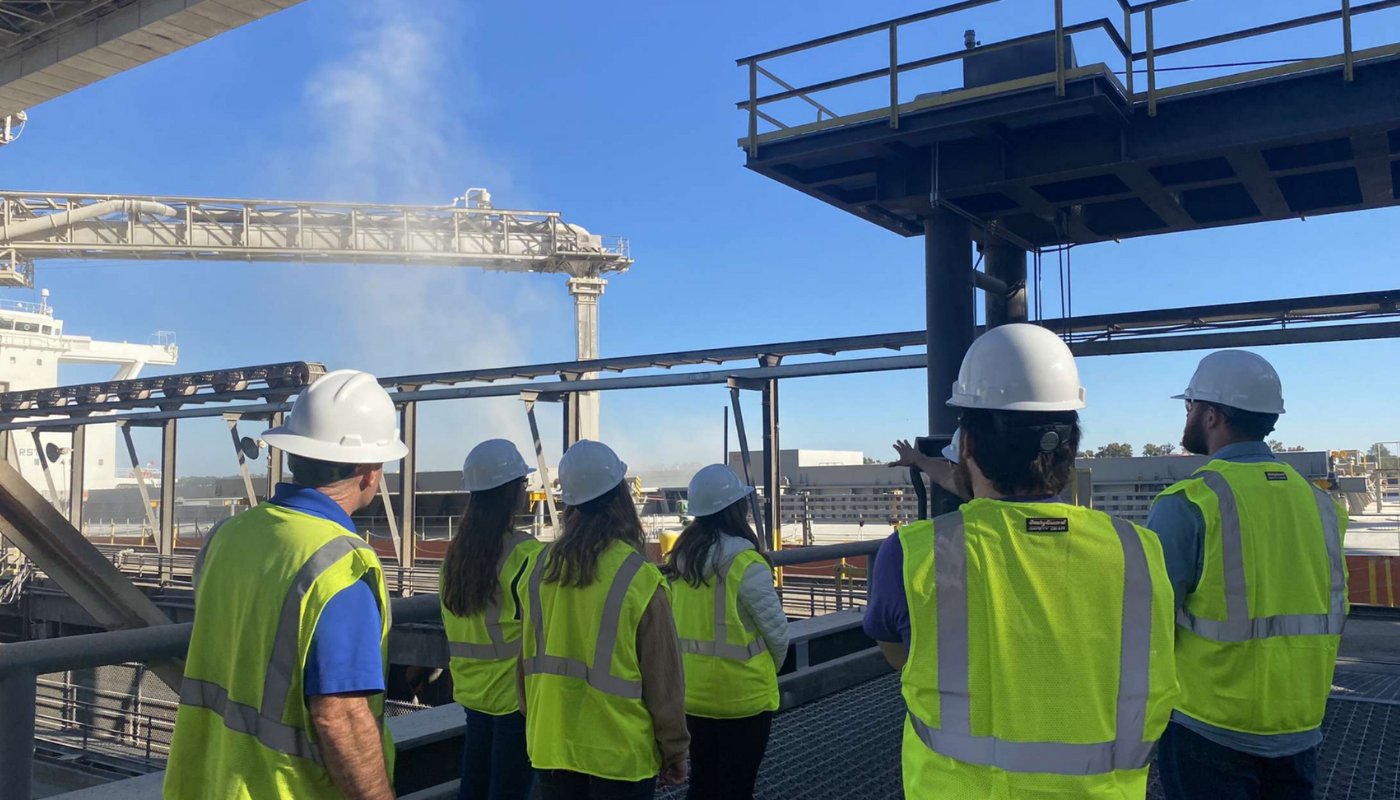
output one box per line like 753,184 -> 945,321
457,707 -> 535,800
1157,721 -> 1317,800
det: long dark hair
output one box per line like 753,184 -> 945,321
543,482 -> 645,588
441,478 -> 528,617
664,500 -> 763,588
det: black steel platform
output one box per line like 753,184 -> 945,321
662,664 -> 1400,799
740,8 -> 1400,247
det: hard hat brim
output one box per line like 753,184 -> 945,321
261,428 -> 409,464
461,466 -> 537,492
946,396 -> 1086,411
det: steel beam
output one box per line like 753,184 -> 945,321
67,425 -> 85,525
727,385 -> 769,550
398,402 -> 418,588
266,411 -> 285,498
225,415 -> 258,509
159,419 -> 177,585
0,458 -> 180,684
120,423 -> 161,543
521,393 -> 560,538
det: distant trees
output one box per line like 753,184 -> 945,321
1141,443 -> 1176,457
1095,443 -> 1134,458
1371,443 -> 1393,458
1269,440 -> 1307,453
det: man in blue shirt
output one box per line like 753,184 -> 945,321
172,370 -> 405,800
1148,350 -> 1344,800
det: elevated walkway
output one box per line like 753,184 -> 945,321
738,2 -> 1400,246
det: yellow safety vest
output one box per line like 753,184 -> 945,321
1157,460 -> 1348,734
899,500 -> 1176,800
521,539 -> 666,781
164,503 -> 394,799
439,532 -> 543,715
671,547 -> 779,719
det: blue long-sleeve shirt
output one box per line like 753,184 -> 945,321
1145,440 -> 1320,757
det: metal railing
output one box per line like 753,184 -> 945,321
737,0 -> 1400,152
0,540 -> 880,798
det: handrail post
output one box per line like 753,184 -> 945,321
1054,0 -> 1066,97
1342,0 -> 1354,82
0,669 -> 37,800
1124,6 -> 1134,96
889,24 -> 900,129
1146,6 -> 1157,116
747,61 -> 759,157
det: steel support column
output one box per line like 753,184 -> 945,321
759,357 -> 782,553
925,207 -> 974,517
266,411 -> 284,497
0,670 -> 36,800
925,207 -> 975,433
566,277 -> 607,443
68,426 -> 85,526
398,402 -> 418,591
159,419 -> 177,585
983,239 -> 1028,327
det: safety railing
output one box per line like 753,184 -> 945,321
0,540 -> 881,797
736,0 -> 1400,152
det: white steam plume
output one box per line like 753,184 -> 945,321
297,0 -> 556,470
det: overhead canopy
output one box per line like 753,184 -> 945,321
0,0 -> 304,119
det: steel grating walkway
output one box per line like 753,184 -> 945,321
659,668 -> 1400,799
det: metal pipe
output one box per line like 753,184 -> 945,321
761,367 -> 782,552
0,199 -> 178,242
399,402 -> 418,588
769,539 -> 882,566
159,419 -> 177,585
983,240 -> 1028,326
266,411 -> 284,497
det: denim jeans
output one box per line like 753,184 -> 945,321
1157,721 -> 1317,800
685,712 -> 773,800
537,769 -> 656,800
457,707 -> 535,800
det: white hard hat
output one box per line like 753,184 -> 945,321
687,464 -> 754,517
558,440 -> 628,506
261,370 -> 408,464
462,439 -> 535,492
948,324 -> 1086,411
941,429 -> 961,463
1173,350 -> 1285,414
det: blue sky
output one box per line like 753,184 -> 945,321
4,0 -> 1399,477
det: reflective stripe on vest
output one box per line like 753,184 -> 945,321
1176,471 -> 1346,642
908,515 -> 1157,775
677,555 -> 767,661
522,545 -> 646,700
180,535 -> 372,761
446,533 -> 531,661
